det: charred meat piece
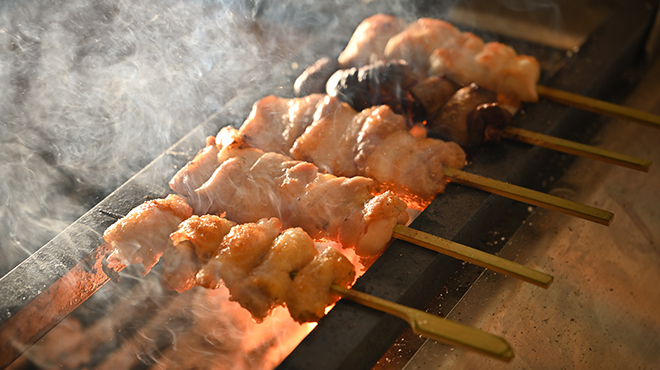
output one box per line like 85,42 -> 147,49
409,75 -> 461,118
196,217 -> 282,290
427,84 -> 512,147
294,57 -> 339,97
337,13 -> 407,69
326,59 -> 423,118
233,227 -> 318,321
162,215 -> 236,293
103,194 -> 193,276
286,246 -> 356,323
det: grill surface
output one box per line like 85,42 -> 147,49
1,0 -> 658,368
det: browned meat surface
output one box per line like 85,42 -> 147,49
409,75 -> 461,117
169,136 -> 220,198
337,14 -> 407,69
103,194 -> 192,275
288,99 -> 466,210
196,217 -> 282,290
290,96 -> 363,176
286,246 -> 355,323
162,215 -> 236,292
294,57 -> 339,97
383,18 -> 460,76
178,127 -> 409,257
428,40 -> 540,103
232,227 -> 318,321
239,94 -> 325,155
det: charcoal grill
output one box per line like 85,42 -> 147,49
1,0 -> 658,368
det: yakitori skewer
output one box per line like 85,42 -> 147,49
103,202 -> 514,362
320,61 -> 652,172
443,167 -> 614,225
170,136 -> 554,287
233,94 -> 615,225
393,225 -> 553,288
331,284 -> 515,361
498,126 -> 652,172
536,85 -> 660,129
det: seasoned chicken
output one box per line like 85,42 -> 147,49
337,13 -> 407,69
383,18 -> 461,76
290,96 -> 364,176
286,247 -> 355,323
176,127 -> 409,257
103,194 -> 192,276
196,217 -> 282,290
162,215 -> 236,292
232,227 -> 318,321
169,136 -> 220,198
239,94 -> 325,155
287,97 -> 466,209
428,40 -> 540,103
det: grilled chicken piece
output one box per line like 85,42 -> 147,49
162,215 -> 236,292
290,96 -> 466,209
326,59 -> 422,117
103,194 -> 192,276
356,105 -> 466,208
239,94 -> 325,155
196,217 -> 282,290
169,136 -> 220,199
337,13 -> 407,69
287,246 -> 355,323
290,96 -> 364,176
233,227 -> 318,321
383,18 -> 461,76
428,41 -> 540,103
428,83 -> 512,147
189,134 -> 408,257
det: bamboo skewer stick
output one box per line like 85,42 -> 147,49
498,126 -> 652,172
536,85 -> 660,129
330,284 -> 514,362
443,167 -> 614,226
393,225 -> 553,288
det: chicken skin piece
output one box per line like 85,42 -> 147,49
162,215 -> 236,293
169,136 -> 220,199
103,194 -> 192,276
286,246 -> 355,323
196,217 -> 282,290
383,18 -> 460,76
176,127 -> 409,257
239,94 -> 325,155
232,227 -> 318,321
337,13 -> 407,69
428,40 -> 540,103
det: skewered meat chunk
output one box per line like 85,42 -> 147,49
232,227 -> 318,321
169,136 -> 220,198
196,217 -> 282,290
428,83 -> 512,147
287,246 -> 355,323
383,18 -> 461,76
428,41 -> 540,103
162,215 -> 236,292
103,194 -> 192,276
326,59 -> 422,117
174,126 -> 409,257
239,94 -> 325,155
337,13 -> 407,69
294,57 -> 339,97
289,96 -> 467,209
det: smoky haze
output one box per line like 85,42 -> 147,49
0,0 -> 429,276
